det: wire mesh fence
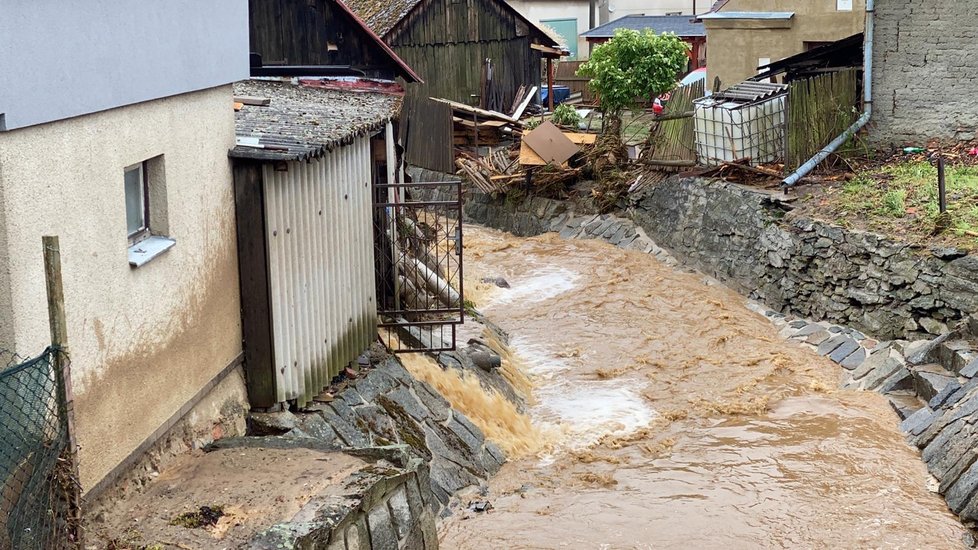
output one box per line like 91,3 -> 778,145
0,347 -> 80,549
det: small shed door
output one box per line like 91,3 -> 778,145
373,181 -> 465,352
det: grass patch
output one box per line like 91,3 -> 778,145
826,160 -> 978,247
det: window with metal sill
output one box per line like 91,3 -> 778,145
125,156 -> 174,268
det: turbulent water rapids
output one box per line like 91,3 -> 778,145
434,225 -> 965,549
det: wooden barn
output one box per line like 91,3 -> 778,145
248,0 -> 422,82
344,0 -> 562,111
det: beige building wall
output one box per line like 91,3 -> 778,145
705,0 -> 865,88
0,84 -> 244,492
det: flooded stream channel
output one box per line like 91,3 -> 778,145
438,225 -> 965,549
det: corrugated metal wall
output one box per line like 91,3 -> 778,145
261,136 -> 377,406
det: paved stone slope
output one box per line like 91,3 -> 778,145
252,355 -> 506,511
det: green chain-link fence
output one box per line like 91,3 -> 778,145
0,347 -> 80,549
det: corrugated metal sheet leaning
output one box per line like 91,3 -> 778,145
260,141 -> 377,405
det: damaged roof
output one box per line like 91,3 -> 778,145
342,0 -> 424,38
230,79 -> 400,162
582,15 -> 705,39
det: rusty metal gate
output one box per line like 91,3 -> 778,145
374,181 -> 464,352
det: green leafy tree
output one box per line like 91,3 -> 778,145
578,29 -> 690,137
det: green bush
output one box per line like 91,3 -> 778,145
551,104 -> 582,127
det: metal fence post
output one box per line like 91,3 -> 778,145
42,235 -> 82,546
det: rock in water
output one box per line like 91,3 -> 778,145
481,276 -> 510,288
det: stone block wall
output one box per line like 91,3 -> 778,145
442,175 -> 978,341
871,0 -> 978,144
631,178 -> 978,340
251,457 -> 438,550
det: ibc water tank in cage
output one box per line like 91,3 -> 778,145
693,81 -> 788,166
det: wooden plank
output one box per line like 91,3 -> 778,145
523,121 -> 579,164
232,161 -> 278,408
564,132 -> 597,145
234,95 -> 271,106
42,234 -> 83,545
511,85 -> 538,120
453,117 -> 508,128
430,96 -> 517,123
519,141 -> 547,166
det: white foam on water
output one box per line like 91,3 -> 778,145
505,338 -> 657,464
489,266 -> 580,306
536,382 -> 657,447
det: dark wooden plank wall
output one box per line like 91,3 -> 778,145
554,60 -> 595,102
397,39 -> 539,110
400,95 -> 454,173
232,161 -> 278,408
249,0 -> 402,79
388,0 -> 530,46
388,0 -> 541,109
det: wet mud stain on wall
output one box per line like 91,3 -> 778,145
74,219 -> 242,491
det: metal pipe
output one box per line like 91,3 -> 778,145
782,0 -> 874,187
938,155 -> 947,214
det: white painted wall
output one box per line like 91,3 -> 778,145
0,0 -> 249,130
601,0 -> 711,23
0,85 -> 244,491
507,0 -> 592,59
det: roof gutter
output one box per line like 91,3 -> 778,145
782,0 -> 874,187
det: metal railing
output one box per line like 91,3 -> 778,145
374,181 -> 465,353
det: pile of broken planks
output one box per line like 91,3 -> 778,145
432,87 -> 537,148
455,122 -> 598,196
456,149 -> 521,194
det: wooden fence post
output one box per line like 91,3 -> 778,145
42,235 -> 83,546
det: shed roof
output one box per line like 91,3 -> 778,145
582,15 -> 705,39
342,0 -> 423,39
752,33 -> 863,82
343,0 -> 558,46
231,79 -> 400,162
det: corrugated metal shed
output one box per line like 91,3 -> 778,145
582,15 -> 705,38
259,140 -> 377,406
230,79 -> 400,161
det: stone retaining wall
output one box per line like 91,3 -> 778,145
432,174 -> 978,341
630,177 -> 978,340
245,443 -> 438,550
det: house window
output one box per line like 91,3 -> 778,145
124,156 -> 175,268
124,162 -> 149,243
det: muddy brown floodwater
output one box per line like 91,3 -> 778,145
438,225 -> 966,549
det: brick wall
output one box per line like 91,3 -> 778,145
871,0 -> 978,145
